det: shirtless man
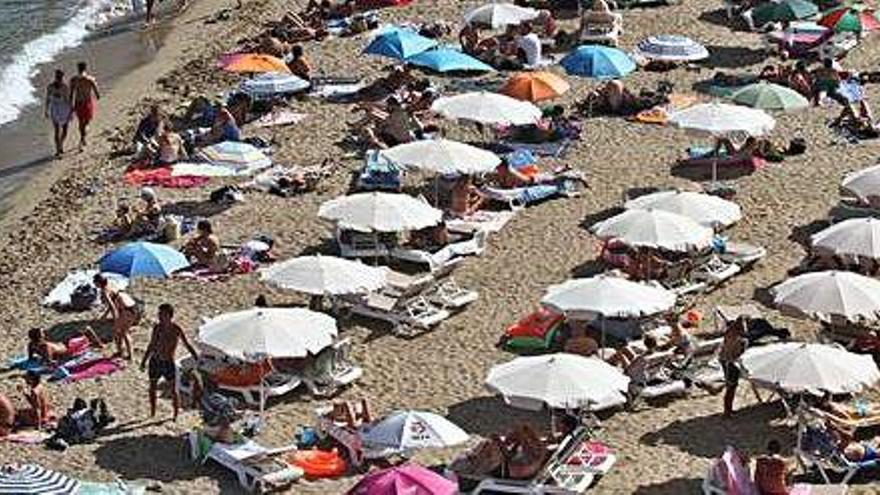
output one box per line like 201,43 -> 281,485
69,62 -> 100,150
140,303 -> 199,420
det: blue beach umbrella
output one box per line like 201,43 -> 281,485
560,45 -> 636,79
363,28 -> 438,60
99,242 -> 189,278
407,48 -> 495,73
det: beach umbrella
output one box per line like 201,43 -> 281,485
363,29 -> 438,60
347,464 -> 457,495
318,192 -> 443,233
560,45 -> 636,79
771,270 -> 880,323
0,464 -> 79,494
811,218 -> 880,260
624,190 -> 743,228
98,242 -> 188,278
669,103 -> 776,136
730,82 -> 810,111
486,354 -> 630,410
752,0 -> 819,25
239,72 -> 310,99
502,71 -> 571,101
407,48 -> 495,73
431,91 -> 542,125
632,34 -> 709,62
464,2 -> 539,28
819,5 -> 880,33
590,209 -> 715,252
842,164 -> 880,201
260,255 -> 387,295
742,342 -> 880,394
196,141 -> 272,174
218,53 -> 290,74
198,308 -> 337,360
379,139 -> 501,175
541,275 -> 676,320
359,411 -> 469,454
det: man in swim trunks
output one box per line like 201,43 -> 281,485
69,61 -> 100,151
141,303 -> 198,421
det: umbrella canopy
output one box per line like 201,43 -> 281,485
363,29 -> 438,60
771,270 -> 880,323
99,242 -> 188,278
260,255 -> 387,295
590,208 -> 715,252
407,48 -> 495,73
669,102 -> 776,137
560,45 -> 636,79
359,411 -> 469,454
379,139 -> 501,175
820,6 -> 880,33
318,192 -> 443,233
239,72 -> 310,99
811,218 -> 880,260
198,308 -> 337,360
541,275 -> 676,320
502,72 -> 571,101
624,190 -> 743,228
742,342 -> 880,394
218,53 -> 290,74
633,34 -> 709,62
196,141 -> 272,173
842,164 -> 880,201
752,0 -> 819,25
431,91 -> 542,125
486,354 -> 630,410
0,464 -> 79,494
347,464 -> 457,495
464,3 -> 539,28
730,82 -> 810,111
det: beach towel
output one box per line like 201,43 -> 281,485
170,162 -> 238,178
43,270 -> 128,309
250,110 -> 309,129
310,82 -> 365,101
62,357 -> 125,383
3,430 -> 51,444
124,167 -> 209,188
77,480 -> 148,495
446,210 -> 516,234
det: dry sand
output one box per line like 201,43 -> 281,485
2,0 -> 880,493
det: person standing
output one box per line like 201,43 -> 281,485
45,69 -> 72,157
719,317 -> 748,418
94,274 -> 137,360
69,61 -> 100,151
141,304 -> 199,421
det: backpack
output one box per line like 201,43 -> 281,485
69,284 -> 97,311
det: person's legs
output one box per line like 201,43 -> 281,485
148,378 -> 158,418
52,123 -> 63,156
145,0 -> 155,23
60,122 -> 68,153
170,378 -> 180,421
121,323 -> 133,361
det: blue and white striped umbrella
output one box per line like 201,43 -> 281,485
633,34 -> 709,62
239,72 -> 310,100
0,464 -> 79,494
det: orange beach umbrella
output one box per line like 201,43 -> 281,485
218,53 -> 291,74
502,71 -> 570,102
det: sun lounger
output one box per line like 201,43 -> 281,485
481,180 -> 582,211
579,11 -> 623,47
301,338 -> 363,398
719,242 -> 766,268
657,262 -> 708,296
335,229 -> 394,259
497,139 -> 572,159
356,150 -> 402,192
391,230 -> 487,272
338,291 -> 450,337
446,211 -> 516,236
426,277 -> 479,310
807,403 -> 880,436
186,431 -> 302,492
691,255 -> 742,288
795,416 -> 880,484
176,356 -> 302,409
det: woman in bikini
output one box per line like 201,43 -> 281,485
94,274 -> 137,360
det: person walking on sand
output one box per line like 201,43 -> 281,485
719,317 -> 748,418
45,69 -> 72,157
141,303 -> 199,421
69,61 -> 100,151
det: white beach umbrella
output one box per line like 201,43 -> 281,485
464,3 -> 539,28
669,103 -> 776,137
431,91 -> 542,126
239,72 -> 310,99
198,308 -> 337,360
811,218 -> 880,260
486,354 -> 630,410
318,192 -> 443,233
632,34 -> 709,62
541,275 -> 676,320
591,208 -> 715,252
771,270 -> 880,323
624,190 -> 743,228
195,141 -> 272,174
842,164 -> 880,201
260,255 -> 387,295
359,410 -> 469,454
379,139 -> 501,175
742,342 -> 880,394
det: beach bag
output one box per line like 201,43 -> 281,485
70,284 -> 98,311
787,137 -> 806,155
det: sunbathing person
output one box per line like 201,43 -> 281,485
154,122 -> 188,166
133,105 -> 163,150
409,223 -> 450,249
204,104 -> 241,144
15,371 -> 53,430
113,203 -> 136,239
459,23 -> 482,56
95,273 -> 138,360
133,187 -> 162,237
27,327 -> 100,365
182,219 -> 222,270
0,393 -> 12,438
788,61 -> 813,97
562,322 -> 599,357
449,175 -> 485,217
714,136 -> 777,160
504,424 -> 549,479
374,97 -> 422,147
754,439 -> 792,495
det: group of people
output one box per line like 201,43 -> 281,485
459,17 -> 551,70
44,62 -> 100,157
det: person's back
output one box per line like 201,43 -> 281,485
516,31 -> 541,66
754,454 -> 788,495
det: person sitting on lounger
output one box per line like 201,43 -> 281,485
661,314 -> 694,358
15,371 -> 53,430
449,175 -> 484,217
375,97 -> 421,146
182,220 -> 222,270
754,439 -> 791,495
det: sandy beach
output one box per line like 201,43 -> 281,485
2,0 -> 880,493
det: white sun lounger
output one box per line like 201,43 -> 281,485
339,292 -> 451,337
691,255 -> 742,288
302,338 -> 363,397
427,277 -> 479,310
391,230 -> 488,272
719,242 -> 767,267
176,356 -> 303,409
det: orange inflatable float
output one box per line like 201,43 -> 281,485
287,449 -> 347,479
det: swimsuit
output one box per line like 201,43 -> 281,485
47,85 -> 71,126
74,97 -> 96,123
148,358 -> 176,382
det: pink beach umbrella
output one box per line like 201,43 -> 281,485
347,464 -> 457,495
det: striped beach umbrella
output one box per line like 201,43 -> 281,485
819,5 -> 880,32
633,34 -> 709,62
0,464 -> 79,494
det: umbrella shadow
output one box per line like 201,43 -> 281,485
570,259 -> 608,278
670,161 -> 757,182
446,396 -> 552,437
632,477 -> 704,494
94,433 -> 202,482
704,45 -> 769,69
752,285 -> 778,309
789,219 -> 831,247
45,319 -> 114,345
639,401 -> 792,458
698,8 -> 738,29
579,206 -> 625,232
161,199 -> 234,219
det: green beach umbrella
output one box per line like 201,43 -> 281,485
752,0 -> 819,25
730,82 -> 810,111
819,5 -> 880,32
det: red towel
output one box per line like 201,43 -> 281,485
124,166 -> 209,188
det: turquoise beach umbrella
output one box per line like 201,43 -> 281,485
363,29 -> 438,61
407,48 -> 495,73
560,45 -> 636,79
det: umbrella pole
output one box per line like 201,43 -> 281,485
601,317 -> 606,352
